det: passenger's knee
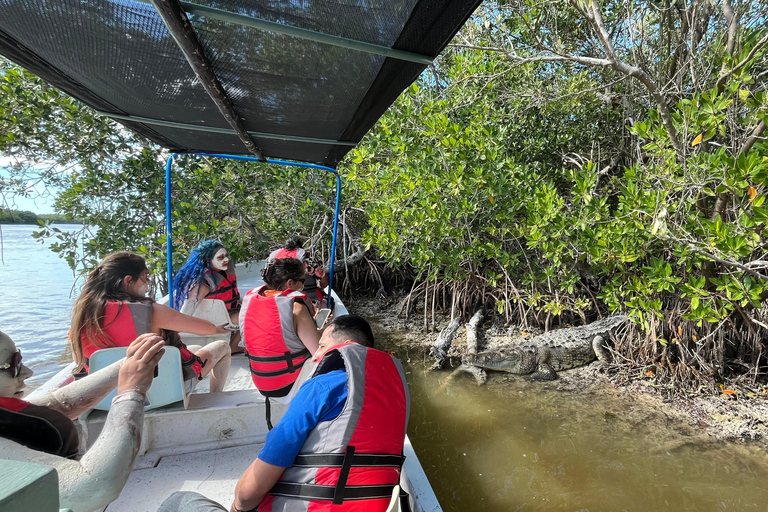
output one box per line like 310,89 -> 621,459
157,491 -> 210,512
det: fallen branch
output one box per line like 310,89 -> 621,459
429,317 -> 461,370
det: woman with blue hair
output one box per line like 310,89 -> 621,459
172,241 -> 243,353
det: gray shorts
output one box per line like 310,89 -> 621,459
157,491 -> 228,512
184,378 -> 198,394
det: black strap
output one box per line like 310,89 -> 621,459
293,453 -> 406,468
205,283 -> 237,297
257,384 -> 293,398
246,348 -> 310,363
269,482 -> 396,501
248,358 -> 307,377
265,396 -> 273,431
333,446 -> 355,504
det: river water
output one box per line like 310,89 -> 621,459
0,224 -> 81,386
3,224 -> 768,511
387,345 -> 768,512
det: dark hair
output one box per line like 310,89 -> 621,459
284,236 -> 303,250
262,258 -> 305,290
70,252 -> 148,369
326,314 -> 374,348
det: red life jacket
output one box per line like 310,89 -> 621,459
80,300 -> 205,379
0,396 -> 79,458
270,247 -> 306,262
240,285 -> 313,397
203,262 -> 240,311
259,342 -> 410,512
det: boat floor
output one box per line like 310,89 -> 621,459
105,444 -> 255,511
97,356 -> 275,511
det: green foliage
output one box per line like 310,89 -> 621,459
342,2 -> 768,386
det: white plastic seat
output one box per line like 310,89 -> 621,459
89,346 -> 189,411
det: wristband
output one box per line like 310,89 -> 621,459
111,390 -> 146,406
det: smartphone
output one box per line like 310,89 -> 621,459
315,308 -> 332,328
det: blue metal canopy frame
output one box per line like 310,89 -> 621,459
164,153 -> 341,310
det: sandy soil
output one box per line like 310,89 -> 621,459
349,295 -> 768,446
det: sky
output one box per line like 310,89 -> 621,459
0,160 -> 59,214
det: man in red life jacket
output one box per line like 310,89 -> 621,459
158,315 -> 411,512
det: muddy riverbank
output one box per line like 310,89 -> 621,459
348,295 -> 768,445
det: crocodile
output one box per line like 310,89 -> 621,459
466,315 -> 628,381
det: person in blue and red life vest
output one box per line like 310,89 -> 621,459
70,252 -> 232,393
0,329 -> 167,512
267,236 -> 329,309
172,241 -> 243,354
157,314 -> 411,512
239,257 -> 324,428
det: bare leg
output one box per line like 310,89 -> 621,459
228,310 -> 243,354
190,340 -> 231,393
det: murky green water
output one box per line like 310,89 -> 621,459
385,342 -> 768,512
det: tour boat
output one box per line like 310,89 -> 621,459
28,261 -> 441,512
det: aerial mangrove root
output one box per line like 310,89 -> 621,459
447,364 -> 488,386
466,309 -> 485,355
429,317 -> 461,370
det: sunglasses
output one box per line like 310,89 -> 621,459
0,350 -> 22,379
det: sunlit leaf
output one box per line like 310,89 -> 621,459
691,133 -> 703,146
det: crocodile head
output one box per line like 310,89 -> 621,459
468,348 -> 528,373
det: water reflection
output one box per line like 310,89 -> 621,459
0,225 -> 82,387
384,338 -> 768,512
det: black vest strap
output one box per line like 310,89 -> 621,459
265,396 -> 273,431
246,348 -> 310,363
269,482 -> 397,501
333,445 -> 354,504
248,357 -> 307,378
293,453 -> 406,468
206,282 -> 237,297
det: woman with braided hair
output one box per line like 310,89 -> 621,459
172,240 -> 243,354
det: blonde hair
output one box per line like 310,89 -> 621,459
70,252 -> 147,370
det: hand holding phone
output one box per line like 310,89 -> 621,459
315,308 -> 332,328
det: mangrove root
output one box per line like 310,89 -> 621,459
429,317 -> 461,370
447,364 -> 488,386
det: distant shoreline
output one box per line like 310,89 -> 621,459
0,209 -> 83,225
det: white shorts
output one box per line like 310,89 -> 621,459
184,378 -> 198,394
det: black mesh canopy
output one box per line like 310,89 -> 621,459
0,0 -> 481,167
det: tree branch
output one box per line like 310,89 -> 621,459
711,120 -> 766,220
663,235 -> 768,282
577,0 -> 685,157
716,33 -> 768,94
